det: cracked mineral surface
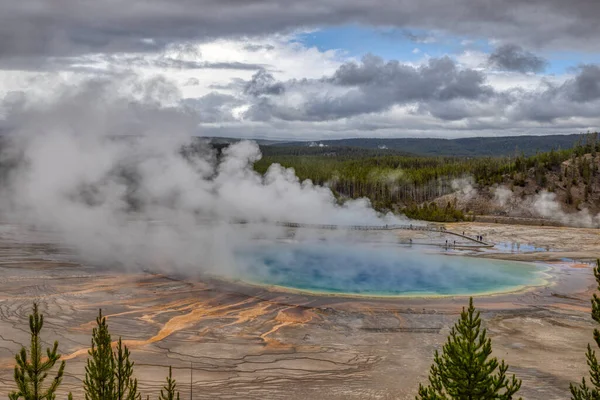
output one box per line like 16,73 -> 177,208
0,222 -> 596,399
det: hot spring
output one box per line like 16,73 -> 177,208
233,242 -> 549,297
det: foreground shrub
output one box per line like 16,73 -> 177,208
571,260 -> 600,399
8,305 -> 182,400
84,310 -> 140,400
9,303 -> 72,400
417,297 -> 522,399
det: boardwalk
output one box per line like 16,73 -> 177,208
274,221 -> 492,247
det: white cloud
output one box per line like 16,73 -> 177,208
455,50 -> 488,70
0,34 -> 347,102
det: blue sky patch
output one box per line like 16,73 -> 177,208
293,25 -> 600,76
295,25 -> 490,62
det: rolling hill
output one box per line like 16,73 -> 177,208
272,134 -> 586,157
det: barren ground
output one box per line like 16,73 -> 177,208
0,222 -> 597,399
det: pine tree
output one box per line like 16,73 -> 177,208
417,297 -> 522,400
114,338 -> 141,400
9,303 -> 70,400
84,310 -> 141,400
158,367 -> 180,400
84,310 -> 115,400
570,260 -> 600,399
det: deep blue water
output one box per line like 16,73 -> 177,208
233,242 -> 546,296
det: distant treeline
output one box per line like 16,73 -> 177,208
272,133 -> 585,157
259,145 -> 412,158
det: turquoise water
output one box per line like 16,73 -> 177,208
234,242 -> 547,296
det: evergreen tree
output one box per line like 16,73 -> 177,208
84,310 -> 115,400
9,303 -> 70,400
158,367 -> 180,400
114,338 -> 141,400
84,310 -> 141,400
570,260 -> 600,399
417,297 -> 522,400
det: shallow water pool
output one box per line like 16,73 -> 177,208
233,242 -> 548,297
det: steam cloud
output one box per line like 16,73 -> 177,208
493,186 -> 513,208
0,75 -> 403,276
451,177 -> 477,201
492,185 -> 600,228
532,191 -> 600,228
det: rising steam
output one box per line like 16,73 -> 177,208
0,75 -> 403,276
492,185 -> 600,228
532,190 -> 600,228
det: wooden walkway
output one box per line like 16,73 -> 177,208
274,221 -> 492,247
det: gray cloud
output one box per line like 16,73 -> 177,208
243,55 -> 494,121
329,55 -> 493,103
375,29 -> 437,44
192,56 -> 600,135
0,53 -> 268,73
84,55 -> 266,72
243,44 -> 276,52
1,73 -> 200,137
508,65 -> 600,122
183,92 -> 243,123
2,0 -> 600,60
243,70 -> 286,97
417,99 -> 501,121
152,59 -> 266,71
209,78 -> 247,91
488,44 -> 548,73
184,78 -> 200,86
567,64 -> 600,102
398,30 -> 437,44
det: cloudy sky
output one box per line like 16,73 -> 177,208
2,0 -> 600,140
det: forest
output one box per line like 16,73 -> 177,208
252,133 -> 600,222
